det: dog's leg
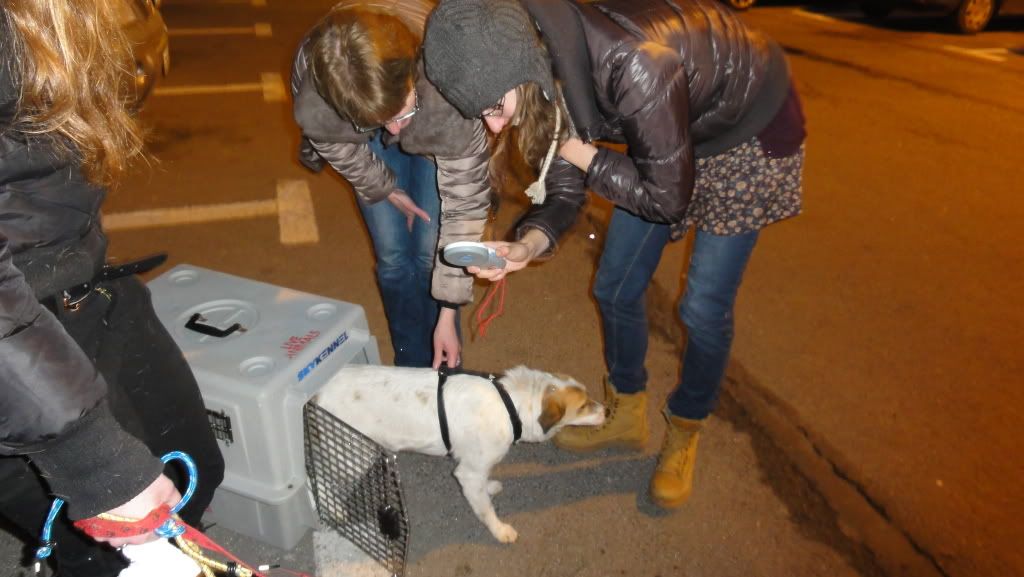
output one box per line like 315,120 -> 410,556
453,463 -> 517,543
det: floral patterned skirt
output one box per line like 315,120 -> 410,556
673,137 -> 804,239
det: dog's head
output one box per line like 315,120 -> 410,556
501,366 -> 605,440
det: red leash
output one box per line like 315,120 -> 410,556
74,505 -> 264,576
474,277 -> 507,338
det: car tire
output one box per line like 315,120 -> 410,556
860,0 -> 893,20
952,0 -> 995,33
724,0 -> 757,10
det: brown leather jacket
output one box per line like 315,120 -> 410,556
518,0 -> 793,253
291,0 -> 491,305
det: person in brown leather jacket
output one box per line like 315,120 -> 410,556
0,1 -> 223,575
291,0 -> 493,369
425,0 -> 806,508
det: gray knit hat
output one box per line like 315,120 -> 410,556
424,0 -> 556,119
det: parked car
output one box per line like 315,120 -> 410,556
722,0 -> 757,10
115,0 -> 169,105
861,0 -> 1024,33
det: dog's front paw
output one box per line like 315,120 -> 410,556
490,522 -> 518,544
487,480 -> 503,495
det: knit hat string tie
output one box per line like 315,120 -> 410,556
524,104 -> 561,205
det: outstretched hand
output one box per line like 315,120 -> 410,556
466,241 -> 534,282
387,190 -> 431,231
99,474 -> 181,547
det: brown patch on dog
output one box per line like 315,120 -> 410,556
352,391 -> 362,402
539,387 -> 590,433
416,390 -> 430,405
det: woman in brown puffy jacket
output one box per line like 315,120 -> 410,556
424,0 -> 806,509
291,0 -> 494,370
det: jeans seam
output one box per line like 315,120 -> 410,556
606,221 -> 659,387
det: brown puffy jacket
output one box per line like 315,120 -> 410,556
291,0 -> 491,306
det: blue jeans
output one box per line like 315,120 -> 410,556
593,208 -> 759,420
362,132 -> 441,367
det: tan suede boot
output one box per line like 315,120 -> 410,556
553,378 -> 648,452
649,414 -> 703,508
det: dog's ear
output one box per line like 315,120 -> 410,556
538,389 -> 566,434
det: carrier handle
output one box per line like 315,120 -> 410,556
185,313 -> 243,338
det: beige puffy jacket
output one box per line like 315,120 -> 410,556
291,0 -> 491,306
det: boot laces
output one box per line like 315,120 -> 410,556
593,393 -> 620,432
657,427 -> 695,473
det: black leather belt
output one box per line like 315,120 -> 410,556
61,253 -> 167,311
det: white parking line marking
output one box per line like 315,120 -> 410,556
153,82 -> 263,97
793,9 -> 840,23
152,72 -> 285,101
277,180 -> 320,246
261,72 -> 286,102
103,180 -> 320,246
169,24 -> 272,37
943,45 -> 1009,62
103,200 -> 278,231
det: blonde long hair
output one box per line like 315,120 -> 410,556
509,82 -> 570,169
3,0 -> 143,187
488,82 -> 570,199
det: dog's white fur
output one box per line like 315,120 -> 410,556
315,364 -> 605,543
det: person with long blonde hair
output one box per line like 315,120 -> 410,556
1,1 -> 224,574
425,0 -> 805,509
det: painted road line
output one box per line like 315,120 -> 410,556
261,72 -> 286,102
153,82 -> 262,97
103,200 -> 277,231
943,45 -> 1009,63
169,24 -> 272,37
152,72 -> 285,102
104,180 -> 319,246
277,179 -> 320,246
793,8 -> 840,23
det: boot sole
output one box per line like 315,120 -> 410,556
651,492 -> 691,509
651,489 -> 692,508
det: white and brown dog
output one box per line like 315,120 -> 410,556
314,364 -> 605,543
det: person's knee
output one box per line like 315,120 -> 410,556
375,252 -> 415,279
593,271 -> 643,310
680,289 -> 734,342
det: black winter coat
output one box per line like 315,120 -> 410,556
0,21 -> 161,519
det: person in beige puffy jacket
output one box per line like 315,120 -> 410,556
292,0 -> 493,369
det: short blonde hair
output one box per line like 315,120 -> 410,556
309,8 -> 419,129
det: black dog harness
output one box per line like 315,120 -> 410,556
436,365 -> 522,454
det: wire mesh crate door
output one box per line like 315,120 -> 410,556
304,402 -> 409,576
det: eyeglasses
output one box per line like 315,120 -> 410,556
480,95 -> 505,118
353,90 -> 420,133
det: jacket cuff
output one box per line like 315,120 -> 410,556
29,401 -> 162,520
515,224 -> 558,260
